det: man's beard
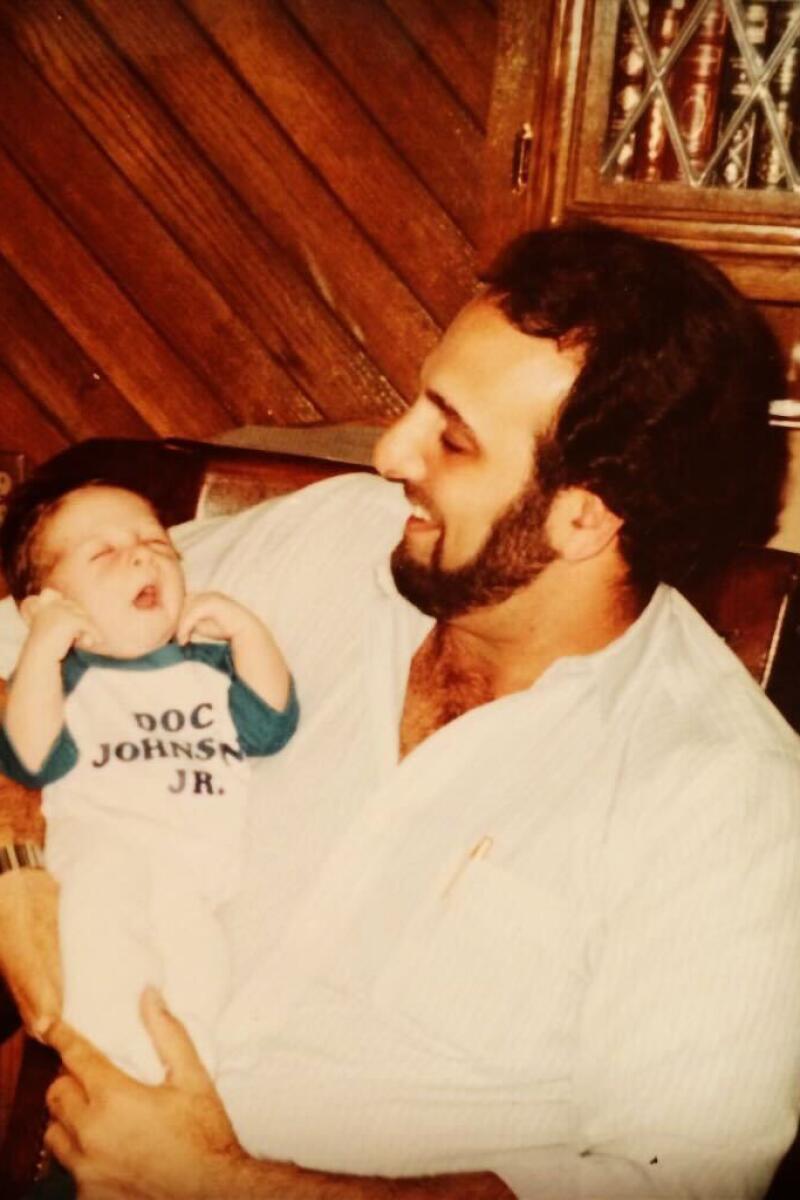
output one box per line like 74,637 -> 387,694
390,466 -> 558,621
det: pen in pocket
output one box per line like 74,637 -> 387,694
441,835 -> 493,901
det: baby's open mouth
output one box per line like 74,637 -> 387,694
133,584 -> 159,610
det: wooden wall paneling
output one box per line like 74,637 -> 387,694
383,0 -> 496,128
69,0 -> 436,407
0,28 -> 315,429
280,0 -> 485,247
181,0 -> 476,326
4,0 -> 403,426
426,0 -> 498,76
0,254 -> 150,447
0,362 -> 68,465
0,143 -> 232,439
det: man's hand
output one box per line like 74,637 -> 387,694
0,675 -> 60,1036
20,588 -> 102,661
0,864 -> 61,1037
44,990 -> 514,1199
44,988 -> 249,1200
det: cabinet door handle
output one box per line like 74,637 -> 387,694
511,123 -> 534,191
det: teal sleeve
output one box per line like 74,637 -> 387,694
184,641 -> 299,757
229,674 -> 299,756
0,722 -> 78,787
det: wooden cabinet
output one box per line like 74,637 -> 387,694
482,0 -> 800,543
482,0 -> 800,361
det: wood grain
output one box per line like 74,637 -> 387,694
182,0 -> 476,325
0,1029 -> 22,1154
0,27 -> 315,428
481,0 -> 560,269
0,256 -> 150,447
0,0 -> 496,464
0,143 -> 232,438
385,0 -> 496,128
281,0 -> 485,245
3,0 -> 396,424
0,361 -> 67,464
75,0 -> 436,407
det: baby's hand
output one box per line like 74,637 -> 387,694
177,592 -> 262,646
20,588 -> 102,660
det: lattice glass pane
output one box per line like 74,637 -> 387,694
602,0 -> 800,190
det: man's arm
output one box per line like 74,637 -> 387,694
226,1163 -> 511,1198
44,991 -> 514,1200
0,679 -> 61,1035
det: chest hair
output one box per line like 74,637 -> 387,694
399,627 -> 496,759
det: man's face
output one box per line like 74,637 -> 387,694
37,486 -> 185,658
373,299 -> 583,619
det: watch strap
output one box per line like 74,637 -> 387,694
0,842 -> 45,874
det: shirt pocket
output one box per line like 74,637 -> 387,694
371,855 -> 586,1077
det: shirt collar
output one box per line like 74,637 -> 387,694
373,556 -> 672,716
70,641 -> 186,671
540,583 -> 672,714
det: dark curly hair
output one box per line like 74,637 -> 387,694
483,223 -> 788,588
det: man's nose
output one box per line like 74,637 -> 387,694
372,406 -> 428,484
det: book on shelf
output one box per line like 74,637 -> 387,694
660,0 -> 729,180
714,3 -> 770,189
605,1 -> 650,180
632,0 -> 689,182
752,0 -> 800,189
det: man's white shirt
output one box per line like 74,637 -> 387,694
3,472 -> 800,1197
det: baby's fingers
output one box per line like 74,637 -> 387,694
177,595 -> 228,644
73,620 -> 101,650
176,594 -> 205,644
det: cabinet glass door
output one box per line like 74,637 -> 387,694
602,0 -> 799,190
567,0 -> 800,237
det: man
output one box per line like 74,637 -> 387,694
2,223 -> 800,1199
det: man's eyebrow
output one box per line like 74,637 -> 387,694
424,389 -> 478,440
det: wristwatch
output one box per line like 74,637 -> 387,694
0,842 -> 45,875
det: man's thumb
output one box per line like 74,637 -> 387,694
140,986 -> 210,1091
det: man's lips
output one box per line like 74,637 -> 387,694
407,507 -> 437,532
404,494 -> 440,533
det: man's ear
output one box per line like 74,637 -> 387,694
546,487 -> 623,563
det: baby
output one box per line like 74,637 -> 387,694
0,476 -> 298,1082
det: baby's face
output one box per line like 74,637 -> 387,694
37,486 -> 185,659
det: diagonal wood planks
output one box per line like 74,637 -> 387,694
0,254 -> 150,444
2,0 -> 404,424
0,0 -> 494,462
180,0 -> 476,321
0,26 -> 319,428
280,0 -> 485,246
